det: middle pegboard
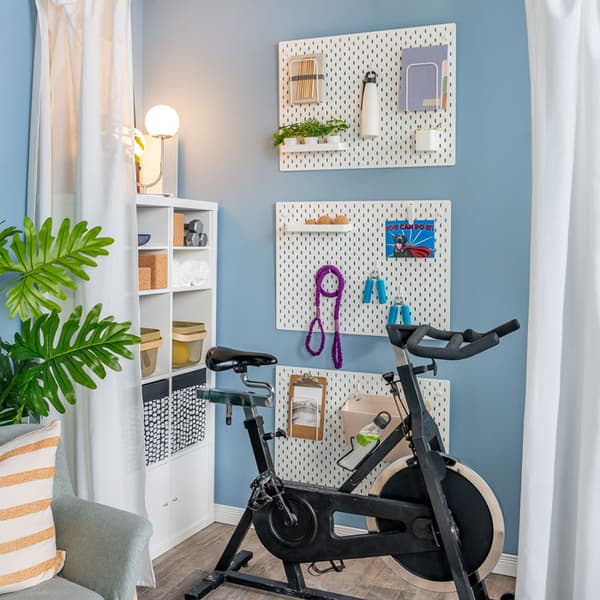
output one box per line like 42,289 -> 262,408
276,200 -> 451,337
275,365 -> 450,494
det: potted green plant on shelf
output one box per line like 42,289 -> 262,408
273,123 -> 300,147
0,217 -> 140,425
324,118 -> 349,145
297,119 -> 327,145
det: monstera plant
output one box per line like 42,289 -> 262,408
0,217 -> 140,425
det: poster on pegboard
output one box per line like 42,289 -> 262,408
276,200 -> 451,338
385,219 -> 435,259
278,23 -> 456,171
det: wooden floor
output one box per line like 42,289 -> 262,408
138,523 -> 516,600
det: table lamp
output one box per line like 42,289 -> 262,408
139,104 -> 180,194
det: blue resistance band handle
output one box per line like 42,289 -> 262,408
376,278 -> 387,304
362,278 -> 374,303
400,303 -> 411,325
388,304 -> 399,325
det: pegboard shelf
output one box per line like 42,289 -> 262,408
285,223 -> 354,233
280,142 -> 348,153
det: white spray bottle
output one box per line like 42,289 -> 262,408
360,71 -> 380,139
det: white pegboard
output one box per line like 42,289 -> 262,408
275,365 -> 450,493
276,200 -> 451,337
278,24 -> 456,171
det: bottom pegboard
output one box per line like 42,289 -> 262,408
275,365 -> 450,494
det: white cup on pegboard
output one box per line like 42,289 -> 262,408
415,128 -> 440,152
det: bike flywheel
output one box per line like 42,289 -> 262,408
367,456 -> 505,592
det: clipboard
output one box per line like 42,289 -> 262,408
288,373 -> 327,440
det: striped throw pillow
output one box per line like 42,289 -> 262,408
0,420 -> 65,594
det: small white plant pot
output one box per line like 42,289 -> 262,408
283,137 -> 298,147
326,135 -> 341,145
303,136 -> 319,145
415,129 -> 440,152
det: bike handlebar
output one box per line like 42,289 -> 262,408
388,319 -> 520,361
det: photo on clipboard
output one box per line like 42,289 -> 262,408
288,373 -> 327,440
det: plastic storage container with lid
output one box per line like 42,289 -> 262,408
140,327 -> 163,378
172,321 -> 207,368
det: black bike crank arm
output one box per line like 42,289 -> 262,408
291,483 -> 433,522
276,529 -> 439,564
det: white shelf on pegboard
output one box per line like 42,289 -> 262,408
285,223 -> 354,233
280,142 -> 348,153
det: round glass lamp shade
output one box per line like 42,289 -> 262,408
144,104 -> 180,138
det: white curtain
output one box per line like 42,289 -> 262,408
28,0 -> 154,586
518,1 -> 600,599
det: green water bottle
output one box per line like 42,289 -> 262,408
337,411 -> 392,471
356,411 -> 391,446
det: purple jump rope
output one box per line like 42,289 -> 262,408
305,265 -> 345,369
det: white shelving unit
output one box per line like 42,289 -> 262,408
136,194 -> 218,559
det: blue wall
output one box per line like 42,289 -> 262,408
143,0 -> 531,554
0,1 -> 34,338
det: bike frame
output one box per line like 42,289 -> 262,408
186,348 -> 493,600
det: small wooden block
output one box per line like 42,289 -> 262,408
138,254 -> 168,289
173,212 -> 185,247
138,267 -> 151,291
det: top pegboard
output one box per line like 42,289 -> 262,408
278,23 -> 456,171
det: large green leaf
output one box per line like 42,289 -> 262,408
0,340 -> 40,425
0,217 -> 114,319
0,224 -> 18,249
9,304 -> 140,415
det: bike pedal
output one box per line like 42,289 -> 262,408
307,560 -> 346,576
430,523 -> 442,548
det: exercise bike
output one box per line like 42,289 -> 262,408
186,319 -> 520,600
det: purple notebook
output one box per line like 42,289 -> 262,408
400,45 -> 448,111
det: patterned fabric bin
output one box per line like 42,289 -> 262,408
171,369 -> 207,455
142,379 -> 169,466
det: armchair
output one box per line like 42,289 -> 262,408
1,425 -> 152,600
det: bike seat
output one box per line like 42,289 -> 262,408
206,346 -> 278,372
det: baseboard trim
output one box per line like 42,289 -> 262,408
151,515 -> 214,560
215,503 -> 248,527
214,504 -> 517,578
493,553 -> 518,578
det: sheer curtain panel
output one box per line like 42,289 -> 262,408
28,0 -> 153,586
518,1 -> 600,598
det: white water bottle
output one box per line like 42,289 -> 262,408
360,71 -> 380,139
